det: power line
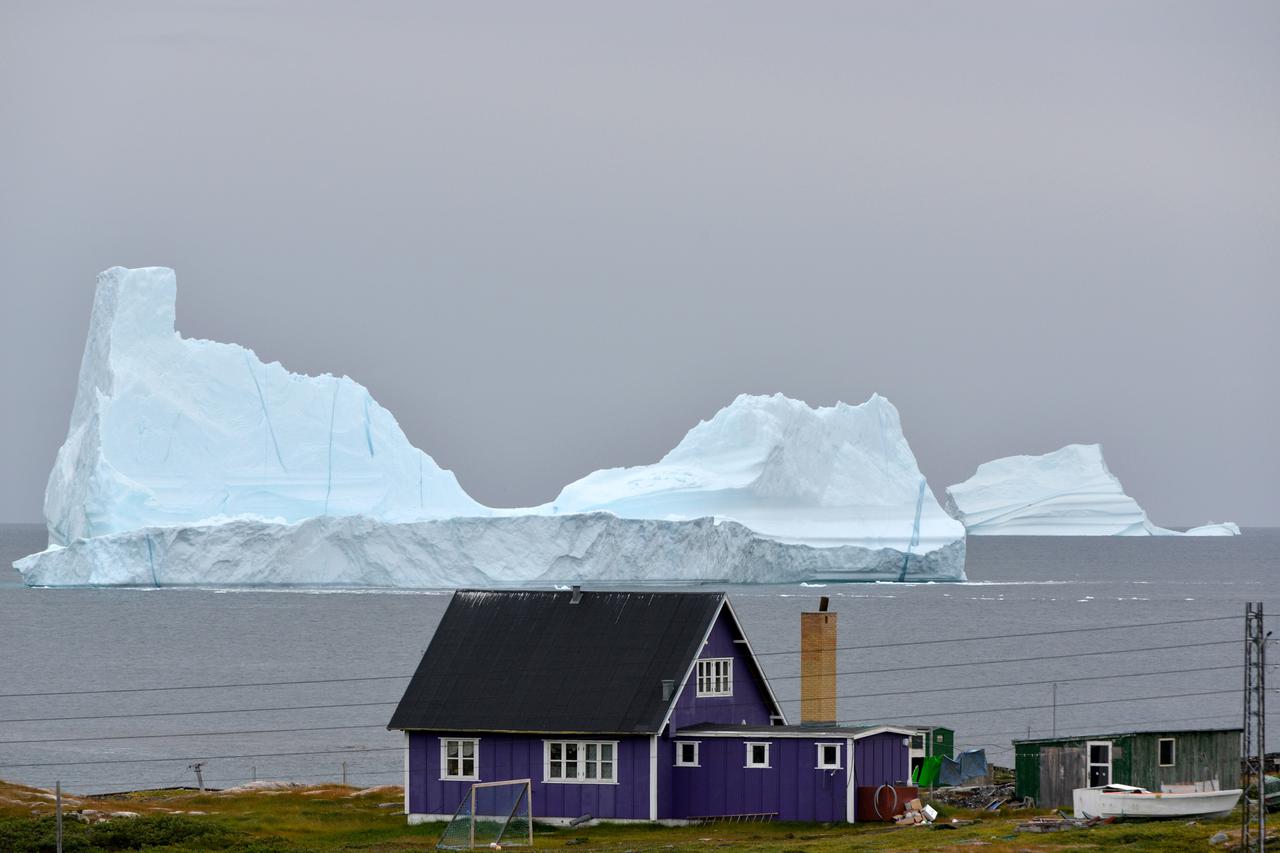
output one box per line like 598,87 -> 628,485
753,614 -> 1238,656
0,722 -> 391,745
826,664 -> 1237,701
38,767 -> 404,791
839,688 -> 1234,724
0,699 -> 400,724
767,639 -> 1239,680
5,660 -> 1236,729
0,746 -> 404,770
0,674 -> 411,700
963,709 -> 1244,741
0,639 -> 1237,706
0,616 -> 1236,706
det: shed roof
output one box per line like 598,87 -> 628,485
388,589 -> 742,735
1013,726 -> 1242,746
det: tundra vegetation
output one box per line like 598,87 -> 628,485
0,779 -> 1244,852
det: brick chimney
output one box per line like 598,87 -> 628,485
800,596 -> 837,725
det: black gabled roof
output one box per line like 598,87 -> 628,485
389,589 -> 727,735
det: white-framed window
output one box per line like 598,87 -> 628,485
816,742 -> 842,769
675,741 -> 700,767
1158,738 -> 1176,767
440,737 -> 479,781
697,658 -> 733,697
544,740 -> 617,784
745,741 -> 771,769
1087,741 -> 1112,787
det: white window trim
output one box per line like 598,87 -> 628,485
1086,740 -> 1112,786
542,740 -> 620,785
675,740 -> 701,767
1158,737 -> 1176,767
439,737 -> 480,782
745,741 -> 771,769
696,657 -> 734,697
816,742 -> 842,770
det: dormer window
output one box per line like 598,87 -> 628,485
696,658 -> 733,697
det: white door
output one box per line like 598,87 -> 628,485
1086,741 -> 1112,787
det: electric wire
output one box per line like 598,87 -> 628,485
0,614 -> 1239,700
0,746 -> 405,770
0,674 -> 411,700
0,699 -> 400,724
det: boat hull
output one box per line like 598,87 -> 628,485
1073,787 -> 1242,820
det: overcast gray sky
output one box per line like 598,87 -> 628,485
2,1 -> 1277,526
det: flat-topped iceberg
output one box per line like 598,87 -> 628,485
18,267 -> 965,586
944,444 -> 1239,536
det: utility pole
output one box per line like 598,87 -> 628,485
1242,602 -> 1267,852
342,761 -> 348,787
188,762 -> 205,793
55,781 -> 62,853
1051,683 -> 1057,738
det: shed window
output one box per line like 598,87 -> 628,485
746,742 -> 770,768
816,743 -> 841,769
675,741 -> 700,767
697,658 -> 733,697
545,740 -> 616,783
1087,741 -> 1112,787
440,738 -> 479,781
910,734 -> 924,750
1158,738 -> 1176,767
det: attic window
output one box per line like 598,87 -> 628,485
1158,738 -> 1176,767
745,742 -> 770,769
697,658 -> 733,697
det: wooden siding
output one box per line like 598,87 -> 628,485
409,732 -> 652,819
1036,746 -> 1086,809
1013,729 -> 1241,809
1125,731 -> 1240,791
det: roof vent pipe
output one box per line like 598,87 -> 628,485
661,679 -> 675,701
570,585 -> 582,604
818,596 -> 830,612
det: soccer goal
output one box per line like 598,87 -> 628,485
436,778 -> 533,850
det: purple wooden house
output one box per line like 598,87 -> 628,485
389,589 -> 912,825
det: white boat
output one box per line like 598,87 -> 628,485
1073,783 -> 1242,820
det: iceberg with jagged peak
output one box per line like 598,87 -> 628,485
545,392 -> 964,555
944,444 -> 1239,536
17,267 -> 965,586
44,266 -> 484,548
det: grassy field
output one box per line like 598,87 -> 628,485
0,778 -> 1249,852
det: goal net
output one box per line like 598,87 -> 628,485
436,778 -> 533,850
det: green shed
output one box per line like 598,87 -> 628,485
909,725 -> 955,777
1013,728 -> 1241,809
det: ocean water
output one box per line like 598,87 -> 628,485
0,523 -> 1275,794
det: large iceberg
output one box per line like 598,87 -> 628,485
17,267 -> 966,586
44,266 -> 484,547
944,444 -> 1239,536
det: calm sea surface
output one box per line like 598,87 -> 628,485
1,523 -> 1275,794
